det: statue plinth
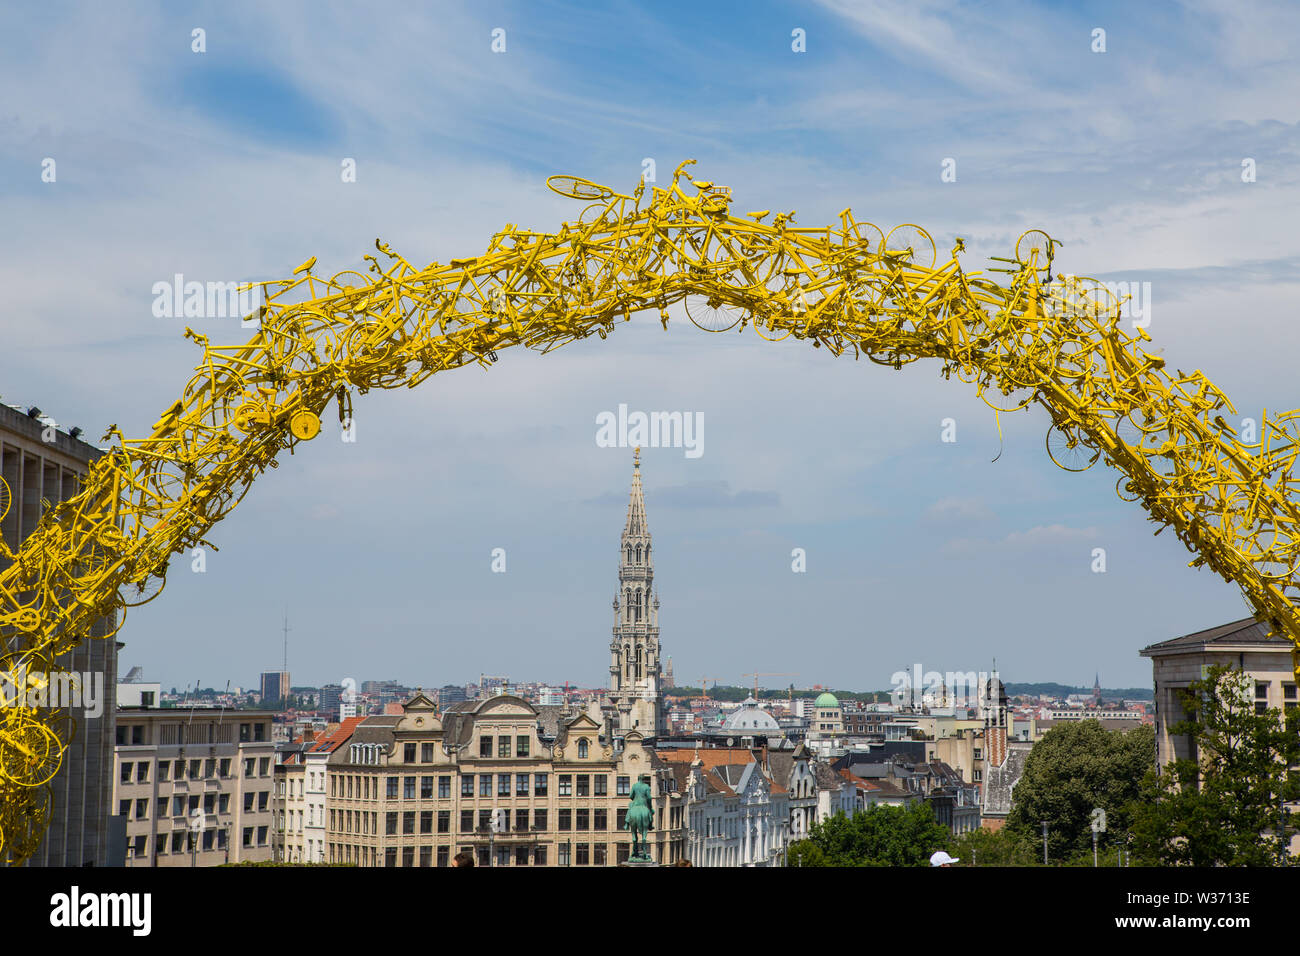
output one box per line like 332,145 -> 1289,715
622,857 -> 659,867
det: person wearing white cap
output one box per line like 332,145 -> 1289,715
929,850 -> 959,867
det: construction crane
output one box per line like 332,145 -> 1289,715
2,159 -> 1300,863
742,673 -> 798,700
695,676 -> 721,701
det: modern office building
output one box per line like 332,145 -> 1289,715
1,402 -> 119,866
112,707 -> 278,865
260,671 -> 290,708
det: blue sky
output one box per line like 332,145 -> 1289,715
3,1 -> 1298,691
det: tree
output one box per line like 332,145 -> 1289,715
791,802 -> 951,866
1005,720 -> 1154,862
1130,664 -> 1300,866
950,826 -> 1039,866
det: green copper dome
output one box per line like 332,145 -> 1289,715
814,691 -> 839,709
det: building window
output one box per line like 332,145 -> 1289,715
498,774 -> 510,797
1256,681 -> 1270,700
476,847 -> 490,866
385,848 -> 397,868
479,776 -> 491,797
559,775 -> 572,797
594,844 -> 607,866
159,762 -> 170,782
498,737 -> 511,758
558,843 -> 571,866
535,846 -> 548,866
534,809 -> 548,831
438,775 -> 451,798
404,776 -> 416,799
616,843 -> 629,864
535,773 -> 548,797
119,763 -> 131,783
404,743 -> 416,763
460,810 -> 473,832
578,738 -> 589,758
438,810 -> 450,833
386,812 -> 398,835
1284,683 -> 1297,700
461,775 -> 474,797
516,735 -> 530,757
438,846 -> 449,867
617,809 -> 627,830
594,775 -> 607,796
617,775 -> 630,796
973,770 -> 982,782
480,736 -> 493,758
515,845 -> 530,866
577,775 -> 590,797
516,773 -> 529,796
594,809 -> 608,831
558,809 -> 572,831
576,843 -> 590,866
259,758 -> 270,776
383,776 -> 397,799
576,809 -> 589,831
403,812 -> 415,835
420,811 -> 433,834
421,776 -> 434,798
478,810 -> 491,832
973,749 -> 982,760
515,808 -> 529,831
137,762 -> 149,783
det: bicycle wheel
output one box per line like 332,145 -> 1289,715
753,308 -> 793,342
0,477 -> 9,523
119,570 -> 165,608
1116,474 -> 1145,502
881,225 -> 937,269
1046,424 -> 1100,472
685,238 -> 744,332
1015,230 -> 1053,270
546,175 -> 611,201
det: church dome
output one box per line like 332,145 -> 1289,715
722,697 -> 780,732
814,692 -> 839,709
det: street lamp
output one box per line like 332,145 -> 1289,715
1041,820 -> 1049,866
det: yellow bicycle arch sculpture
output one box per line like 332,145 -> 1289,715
1,158 -> 1298,863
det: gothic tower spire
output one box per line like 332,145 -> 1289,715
608,447 -> 665,740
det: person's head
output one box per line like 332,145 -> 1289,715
929,850 -> 959,867
453,851 -> 475,867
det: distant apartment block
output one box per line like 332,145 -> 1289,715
113,708 -> 277,865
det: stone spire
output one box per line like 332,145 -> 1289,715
607,447 -> 665,741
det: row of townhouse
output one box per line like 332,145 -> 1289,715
275,692 -> 687,867
273,696 -> 872,867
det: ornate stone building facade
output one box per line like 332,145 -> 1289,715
322,693 -> 685,866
